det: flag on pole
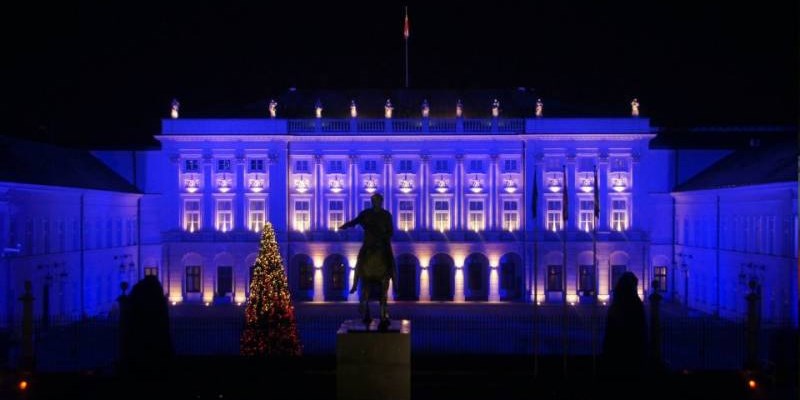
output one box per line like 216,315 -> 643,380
403,7 -> 410,39
562,165 -> 569,223
593,165 -> 600,226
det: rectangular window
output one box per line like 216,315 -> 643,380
503,159 -> 518,172
398,160 -> 413,172
654,266 -> 667,292
612,199 -> 628,231
294,201 -> 310,232
185,266 -> 201,293
434,200 -> 450,232
328,160 -> 344,173
579,265 -> 596,295
329,200 -> 344,230
249,159 -> 265,172
184,159 -> 199,172
217,159 -> 232,172
468,201 -> 484,232
216,200 -> 233,232
363,160 -> 377,172
249,200 -> 266,232
399,200 -> 414,231
547,265 -> 563,292
579,200 -> 595,232
468,160 -> 483,173
294,160 -> 309,173
611,265 -> 627,292
546,200 -> 562,232
144,267 -> 158,277
434,160 -> 448,173
184,200 -> 201,232
502,201 -> 519,231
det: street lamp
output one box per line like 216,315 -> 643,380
676,252 -> 693,313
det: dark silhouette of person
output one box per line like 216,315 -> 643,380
124,275 -> 173,378
601,271 -> 647,391
339,192 -> 395,327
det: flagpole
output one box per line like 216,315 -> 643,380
404,6 -> 409,88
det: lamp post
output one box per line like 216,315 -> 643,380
739,262 -> 765,370
676,252 -> 692,314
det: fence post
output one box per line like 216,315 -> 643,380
648,279 -> 663,372
19,281 -> 34,372
745,278 -> 761,370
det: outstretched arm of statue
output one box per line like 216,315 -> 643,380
339,213 -> 362,230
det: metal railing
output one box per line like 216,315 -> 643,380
287,118 -> 525,135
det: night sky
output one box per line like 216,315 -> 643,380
1,2 -> 797,147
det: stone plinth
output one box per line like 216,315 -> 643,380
336,319 -> 411,400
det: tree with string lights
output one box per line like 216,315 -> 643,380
240,222 -> 302,356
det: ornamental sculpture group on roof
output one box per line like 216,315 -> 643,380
168,97 -> 642,119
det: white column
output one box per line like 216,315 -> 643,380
454,265 -> 465,302
489,266 -> 500,302
313,265 -> 324,302
421,155 -> 430,230
455,154 -> 464,230
566,155 -> 577,302
631,152 -> 641,230
202,154 -> 213,231
347,267 -> 358,302
349,155 -> 358,221
235,155 -> 245,231
383,154 -> 392,207
598,154 -> 610,232
419,265 -> 430,302
490,154 -> 499,230
314,155 -> 323,231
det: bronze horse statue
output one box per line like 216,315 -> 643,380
339,193 -> 395,329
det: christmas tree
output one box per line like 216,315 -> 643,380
241,222 -> 302,356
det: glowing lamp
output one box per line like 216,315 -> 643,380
748,380 -> 757,390
421,99 -> 430,118
535,98 -> 543,117
456,99 -> 463,118
18,380 -> 28,391
491,99 -> 500,118
204,302 -> 211,307
350,100 -> 357,118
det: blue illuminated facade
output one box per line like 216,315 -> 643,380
1,105 -> 796,327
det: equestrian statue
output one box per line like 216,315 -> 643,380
339,192 -> 396,329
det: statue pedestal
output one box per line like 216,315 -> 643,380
336,319 -> 411,400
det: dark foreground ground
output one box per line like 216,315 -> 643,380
0,355 -> 790,400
